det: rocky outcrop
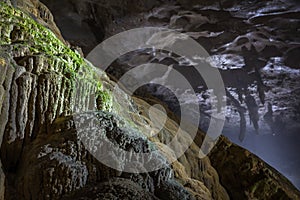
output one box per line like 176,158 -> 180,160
64,178 -> 159,200
0,2 -> 227,199
4,0 -> 65,43
15,112 -> 173,199
209,136 -> 300,199
0,1 -> 299,200
0,2 -> 110,199
39,0 -> 165,54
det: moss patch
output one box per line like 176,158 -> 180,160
0,2 -> 112,111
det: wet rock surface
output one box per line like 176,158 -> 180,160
0,0 -> 300,200
15,112 -> 186,200
210,136 -> 300,200
64,178 -> 159,200
0,2 -> 228,199
45,0 -> 300,190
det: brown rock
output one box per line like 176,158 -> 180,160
209,136 -> 300,200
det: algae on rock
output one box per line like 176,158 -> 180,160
0,2 -> 115,199
0,2 -> 218,199
2,1 -> 298,200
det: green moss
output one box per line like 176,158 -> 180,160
0,2 -> 112,111
97,90 -> 113,111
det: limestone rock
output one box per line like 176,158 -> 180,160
4,0 -> 65,43
39,0 -> 162,54
0,3 -> 214,199
64,178 -> 159,200
209,136 -> 300,200
15,111 -> 185,199
1,1 -> 299,200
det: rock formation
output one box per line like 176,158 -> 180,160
0,1 -> 299,199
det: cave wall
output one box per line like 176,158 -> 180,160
0,1 -> 228,199
0,0 -> 300,199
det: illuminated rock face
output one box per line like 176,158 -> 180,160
0,2 -> 225,199
0,1 -> 300,200
50,0 -> 300,192
209,136 -> 300,200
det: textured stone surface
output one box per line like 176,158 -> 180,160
1,1 -> 300,200
0,2 -> 216,199
40,0 -> 163,54
132,98 -> 229,200
64,178 -> 159,200
0,2 -> 112,199
15,112 -> 182,199
4,0 -> 65,43
209,136 -> 300,200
